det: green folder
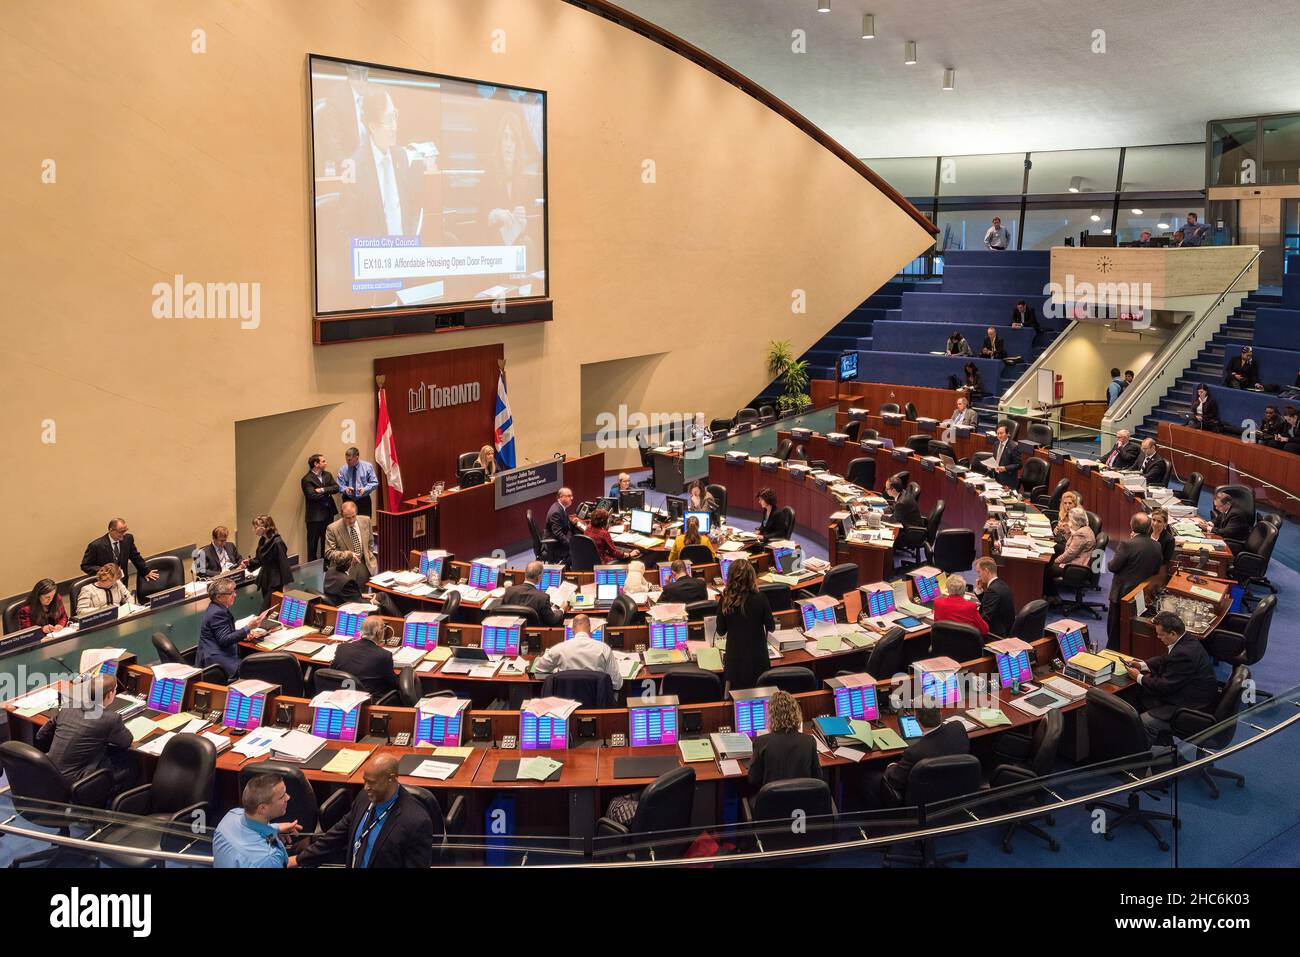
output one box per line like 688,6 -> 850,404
643,648 -> 673,665
841,630 -> 874,649
969,707 -> 1012,727
678,739 -> 715,762
872,726 -> 908,750
517,757 -> 563,781
816,634 -> 842,653
695,647 -> 724,672
846,720 -> 876,747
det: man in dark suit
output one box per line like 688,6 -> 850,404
197,579 -> 267,679
340,88 -> 425,240
984,423 -> 1021,482
883,475 -> 923,528
545,488 -> 577,566
1224,346 -> 1259,389
301,453 -> 339,563
324,553 -> 366,607
35,674 -> 137,797
293,752 -> 433,869
1101,429 -> 1141,470
1106,513 -> 1165,649
660,559 -> 708,603
979,326 -> 1007,360
1209,490 -> 1251,552
974,557 -> 1016,638
197,525 -> 242,578
81,518 -> 158,593
1009,300 -> 1042,338
880,720 -> 970,806
1124,611 -> 1218,743
500,561 -> 566,626
333,616 -> 398,698
1135,438 -> 1167,485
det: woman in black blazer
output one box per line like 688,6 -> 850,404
1189,384 -> 1219,431
717,559 -> 775,693
244,513 -> 293,610
1149,507 -> 1177,564
748,691 -> 821,789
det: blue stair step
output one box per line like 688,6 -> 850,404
941,265 -> 1051,295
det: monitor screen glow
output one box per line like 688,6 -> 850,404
630,705 -> 678,746
684,510 -> 712,534
520,710 -> 568,749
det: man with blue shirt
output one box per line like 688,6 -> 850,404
1179,212 -> 1208,247
212,775 -> 299,868
339,447 -> 379,517
292,753 -> 433,868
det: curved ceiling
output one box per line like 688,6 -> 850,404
617,0 -> 1300,159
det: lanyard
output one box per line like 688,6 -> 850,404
352,801 -> 393,867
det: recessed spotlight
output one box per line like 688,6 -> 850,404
817,0 -> 829,11
1102,228 -> 1112,234
1068,175 -> 1084,193
861,14 -> 875,38
1090,214 -> 1102,222
1157,222 -> 1170,229
904,41 -> 917,64
1131,208 -> 1144,215
942,68 -> 955,91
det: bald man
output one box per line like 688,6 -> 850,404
294,753 -> 432,868
325,501 -> 376,577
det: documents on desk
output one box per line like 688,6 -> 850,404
257,626 -> 314,650
409,758 -> 458,781
1039,674 -> 1087,701
203,731 -> 232,753
517,756 -> 564,781
11,684 -> 61,717
678,738 -> 715,762
310,642 -> 338,664
833,745 -> 866,763
369,572 -> 398,588
968,707 -> 1012,728
710,732 -> 753,760
153,661 -> 200,682
127,716 -> 162,742
614,652 -> 643,679
310,688 -> 370,714
321,747 -> 369,776
79,647 -> 126,674
233,726 -> 286,758
273,729 -> 326,763
417,695 -> 469,720
468,659 -> 504,679
547,580 -> 578,608
138,730 -> 176,756
523,697 -> 581,721
392,646 -> 426,667
648,602 -> 687,623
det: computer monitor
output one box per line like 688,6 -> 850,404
594,565 -> 629,590
666,495 -> 687,520
223,683 -> 272,731
520,708 -> 569,750
629,697 -> 680,746
684,509 -> 712,534
278,591 -> 312,629
480,616 -> 523,656
594,497 -> 617,515
538,564 -> 565,591
828,675 -> 879,721
419,549 -> 449,581
772,544 -> 802,574
146,673 -> 190,715
919,668 -> 960,707
995,650 -> 1033,689
838,351 -> 859,382
648,619 -> 689,650
629,508 -> 654,535
798,600 -> 838,633
912,571 -> 941,604
310,702 -> 362,742
718,556 -> 736,583
619,488 -> 646,512
731,687 -> 776,738
595,582 -> 618,605
413,698 -> 468,747
402,612 -> 446,650
1056,627 -> 1087,661
334,603 -> 372,641
865,585 -> 896,617
468,558 -> 504,590
565,618 -> 605,641
658,561 -> 690,588
95,658 -> 121,678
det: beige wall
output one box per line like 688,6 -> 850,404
1050,324 -> 1165,404
0,0 -> 932,592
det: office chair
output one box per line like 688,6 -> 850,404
879,402 -> 900,415
924,500 -> 946,558
770,506 -> 795,540
1215,484 -> 1256,525
395,665 -> 422,708
660,668 -> 723,704
1084,688 -> 1180,850
526,509 -> 557,563
239,651 -> 307,697
735,408 -> 759,427
100,733 -> 217,866
137,555 -> 184,602
151,631 -> 198,666
312,667 -> 398,705
906,481 -> 921,503
709,417 -> 732,435
1025,422 -> 1053,448
1204,594 -> 1274,668
706,483 -> 728,517
759,404 -> 777,422
928,621 -> 984,662
905,434 -> 931,455
758,581 -> 793,613
596,766 -> 697,860
818,562 -> 859,599
755,665 -> 818,693
401,785 -> 467,862
1,599 -> 23,634
455,451 -> 479,474
680,544 -> 716,565
744,778 -> 836,853
1085,510 -> 1102,535
1171,665 -> 1250,799
775,438 -> 795,461
858,428 -> 879,441
990,708 -> 1064,853
1177,472 -> 1204,506
1228,523 -> 1279,604
1006,599 -> 1049,643
865,626 -> 906,680
1034,478 -> 1070,517
927,440 -> 955,459
68,576 -> 95,615
237,761 -> 349,835
932,529 -> 976,574
607,593 -> 640,627
846,457 -> 876,489
685,599 -> 719,621
0,741 -> 113,866
457,467 -> 487,489
541,669 -> 616,708
904,402 -> 918,422
495,603 -> 542,626
440,588 -> 462,623
636,435 -> 655,485
844,419 -> 862,441
1147,458 -> 1171,487
893,498 -> 929,568
569,535 -> 600,573
1018,457 -> 1049,498
885,754 -> 983,867
1058,532 -> 1108,619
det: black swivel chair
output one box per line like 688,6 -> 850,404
2,599 -> 23,634
924,500 -> 946,560
1215,484 -> 1256,525
1025,422 -> 1053,448
847,457 -> 876,489
759,404 -> 777,422
100,733 -> 218,866
776,438 -> 796,461
1006,599 -> 1049,643
1083,688 -> 1178,850
607,593 -> 640,627
768,507 -> 795,540
904,402 -> 918,421
455,451 -> 481,486
885,754 -> 984,867
927,440 -> 956,460
596,766 -> 697,859
312,667 -> 398,705
1177,472 -> 1204,506
569,535 -> 600,573
928,621 -> 984,662
152,631 -> 198,666
660,668 -> 723,703
239,651 -> 307,698
735,408 -> 759,427
526,509 -> 557,563
755,665 -> 818,694
990,708 -> 1064,853
0,741 -> 114,866
709,417 -> 732,435
879,402 -> 901,415
1058,532 -> 1109,619
137,555 -> 184,602
1146,457 -> 1171,487
680,544 -> 716,565
440,588 -> 462,623
1204,594 -> 1274,668
744,778 -> 836,853
932,529 -> 976,573
237,761 -> 349,835
541,669 -> 616,708
401,785 -> 467,862
395,666 -> 422,707
707,483 -> 728,517
1170,665 -> 1250,799
1228,523 -> 1279,604
758,581 -> 793,612
844,420 -> 862,441
1085,510 -> 1103,535
685,599 -> 719,622
1019,457 -> 1050,497
496,603 -> 542,626
906,434 -> 931,455
858,428 -> 879,441
865,626 -> 906,680
68,576 -> 95,615
1035,478 -> 1070,518
818,562 -> 859,599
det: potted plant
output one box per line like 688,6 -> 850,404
767,340 -> 812,415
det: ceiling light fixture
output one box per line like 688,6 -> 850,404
861,14 -> 875,38
904,41 -> 917,64
1102,228 -> 1113,235
942,68 -> 955,90
1157,222 -> 1170,230
1068,175 -> 1084,193
1090,214 -> 1102,222
1131,208 -> 1144,215
817,0 -> 829,12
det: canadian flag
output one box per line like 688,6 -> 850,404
375,386 -> 404,510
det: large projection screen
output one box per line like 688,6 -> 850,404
309,55 -> 548,316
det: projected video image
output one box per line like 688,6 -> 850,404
310,55 -> 547,315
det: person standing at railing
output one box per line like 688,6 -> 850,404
1178,212 -> 1209,248
984,216 -> 1010,251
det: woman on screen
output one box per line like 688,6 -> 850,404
481,107 -> 541,261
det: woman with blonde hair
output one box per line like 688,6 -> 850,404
1054,490 -> 1082,537
716,559 -> 774,692
477,445 -> 497,478
76,563 -> 130,616
748,690 -> 822,789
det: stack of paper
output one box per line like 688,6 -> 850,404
138,731 -> 176,756
321,748 -> 369,776
232,726 -> 287,758
309,689 -> 370,713
310,643 -> 338,663
272,729 -> 327,763
78,647 -> 126,674
678,738 -> 715,762
409,759 -> 458,781
648,603 -> 687,622
516,756 -> 563,781
521,697 -> 581,721
152,662 -> 200,682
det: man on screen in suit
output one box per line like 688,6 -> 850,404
499,561 -> 567,627
974,557 -> 1016,638
1106,513 -> 1165,649
314,63 -> 371,177
1101,429 -> 1141,470
984,423 -> 1021,482
301,453 -> 339,563
80,518 -> 158,593
545,488 -> 578,566
342,88 -> 425,241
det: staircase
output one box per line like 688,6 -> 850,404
1134,292 -> 1283,441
